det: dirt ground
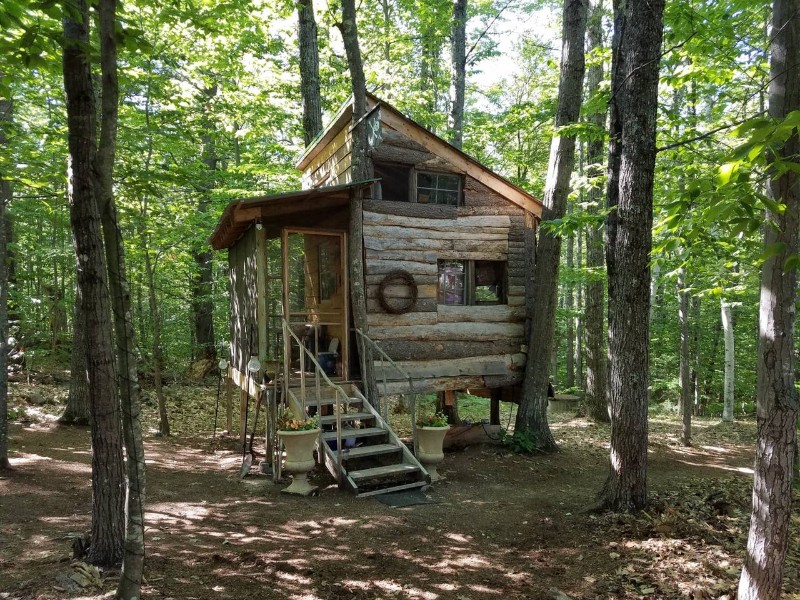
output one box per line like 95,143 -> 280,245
1,378 -> 799,600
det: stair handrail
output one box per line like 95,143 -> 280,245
354,328 -> 419,456
282,318 -> 351,483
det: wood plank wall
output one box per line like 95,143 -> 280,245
363,175 -> 529,394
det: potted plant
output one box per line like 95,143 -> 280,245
416,411 -> 449,481
277,411 -> 320,495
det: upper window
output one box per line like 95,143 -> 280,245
438,260 -> 507,305
416,172 -> 461,206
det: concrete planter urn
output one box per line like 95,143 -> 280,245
417,426 -> 449,481
278,428 -> 320,495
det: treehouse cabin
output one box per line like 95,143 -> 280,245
210,94 -> 542,496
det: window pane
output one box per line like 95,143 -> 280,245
416,171 -> 460,206
438,260 -> 465,305
438,174 -> 460,191
417,172 -> 435,188
473,261 -> 506,305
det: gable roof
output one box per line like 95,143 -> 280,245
297,94 -> 543,217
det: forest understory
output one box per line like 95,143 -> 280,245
1,368 -> 798,600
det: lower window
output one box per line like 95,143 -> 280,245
437,260 -> 507,305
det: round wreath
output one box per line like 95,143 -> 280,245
377,269 -> 418,314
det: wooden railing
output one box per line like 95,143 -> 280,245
354,328 -> 420,456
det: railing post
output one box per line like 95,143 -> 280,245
335,388 -> 343,485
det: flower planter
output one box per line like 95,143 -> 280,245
278,428 -> 320,496
417,426 -> 449,481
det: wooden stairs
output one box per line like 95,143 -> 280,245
288,382 -> 430,497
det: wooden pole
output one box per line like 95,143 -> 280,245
225,366 -> 233,433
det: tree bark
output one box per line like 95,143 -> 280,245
515,0 -> 587,450
62,298 -> 91,425
738,1 -> 800,596
583,0 -> 608,423
192,85 -> 218,364
721,301 -> 735,422
62,0 -> 125,565
0,84 -> 10,470
565,231 -> 575,388
449,0 -> 467,149
339,0 -> 378,406
297,0 -> 323,146
596,0 -> 665,512
678,267 -> 691,446
91,0 -> 147,592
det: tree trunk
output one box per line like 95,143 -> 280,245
678,267 -> 691,446
565,231 -> 575,389
738,1 -> 800,596
192,85 -> 218,364
62,0 -> 125,565
575,228 -> 583,387
449,0 -> 467,149
721,301 -> 735,422
92,0 -> 147,591
515,0 -> 587,450
339,0 -> 378,406
691,295 -> 701,414
145,239 -> 169,436
297,0 -> 323,146
596,0 -> 665,512
0,86 -> 10,470
62,298 -> 91,425
583,0 -> 608,423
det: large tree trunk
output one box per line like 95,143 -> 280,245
565,231 -> 575,388
62,0 -> 125,566
0,85 -> 10,470
449,0 -> 467,149
721,301 -> 735,422
596,0 -> 665,512
192,87 -> 218,364
738,1 -> 800,597
515,0 -> 587,450
339,0 -> 378,406
93,0 -> 146,593
62,299 -> 91,425
678,267 -> 691,446
583,0 -> 608,423
297,0 -> 323,146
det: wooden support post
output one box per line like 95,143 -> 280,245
490,388 -> 501,425
442,389 -> 461,425
240,386 -> 248,443
226,366 -> 233,433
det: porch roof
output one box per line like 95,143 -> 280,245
209,180 -> 375,250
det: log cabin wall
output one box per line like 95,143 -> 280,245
362,129 -> 530,395
228,226 -> 258,375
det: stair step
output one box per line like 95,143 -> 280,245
339,443 -> 401,459
322,427 -> 386,441
303,397 -> 362,407
348,463 -> 420,481
319,412 -> 373,425
356,480 -> 429,498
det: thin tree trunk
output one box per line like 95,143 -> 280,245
738,2 -> 800,596
575,228 -> 583,387
145,240 -> 169,436
691,295 -> 701,414
339,0 -> 378,406
678,267 -> 691,446
515,0 -> 587,450
721,301 -> 735,422
297,0 -> 323,146
62,0 -> 125,565
0,84 -> 10,470
449,0 -> 467,149
583,0 -> 608,423
596,0 -> 665,512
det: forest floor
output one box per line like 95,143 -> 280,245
1,369 -> 799,600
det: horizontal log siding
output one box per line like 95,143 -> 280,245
228,227 -> 258,374
362,174 -> 529,393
